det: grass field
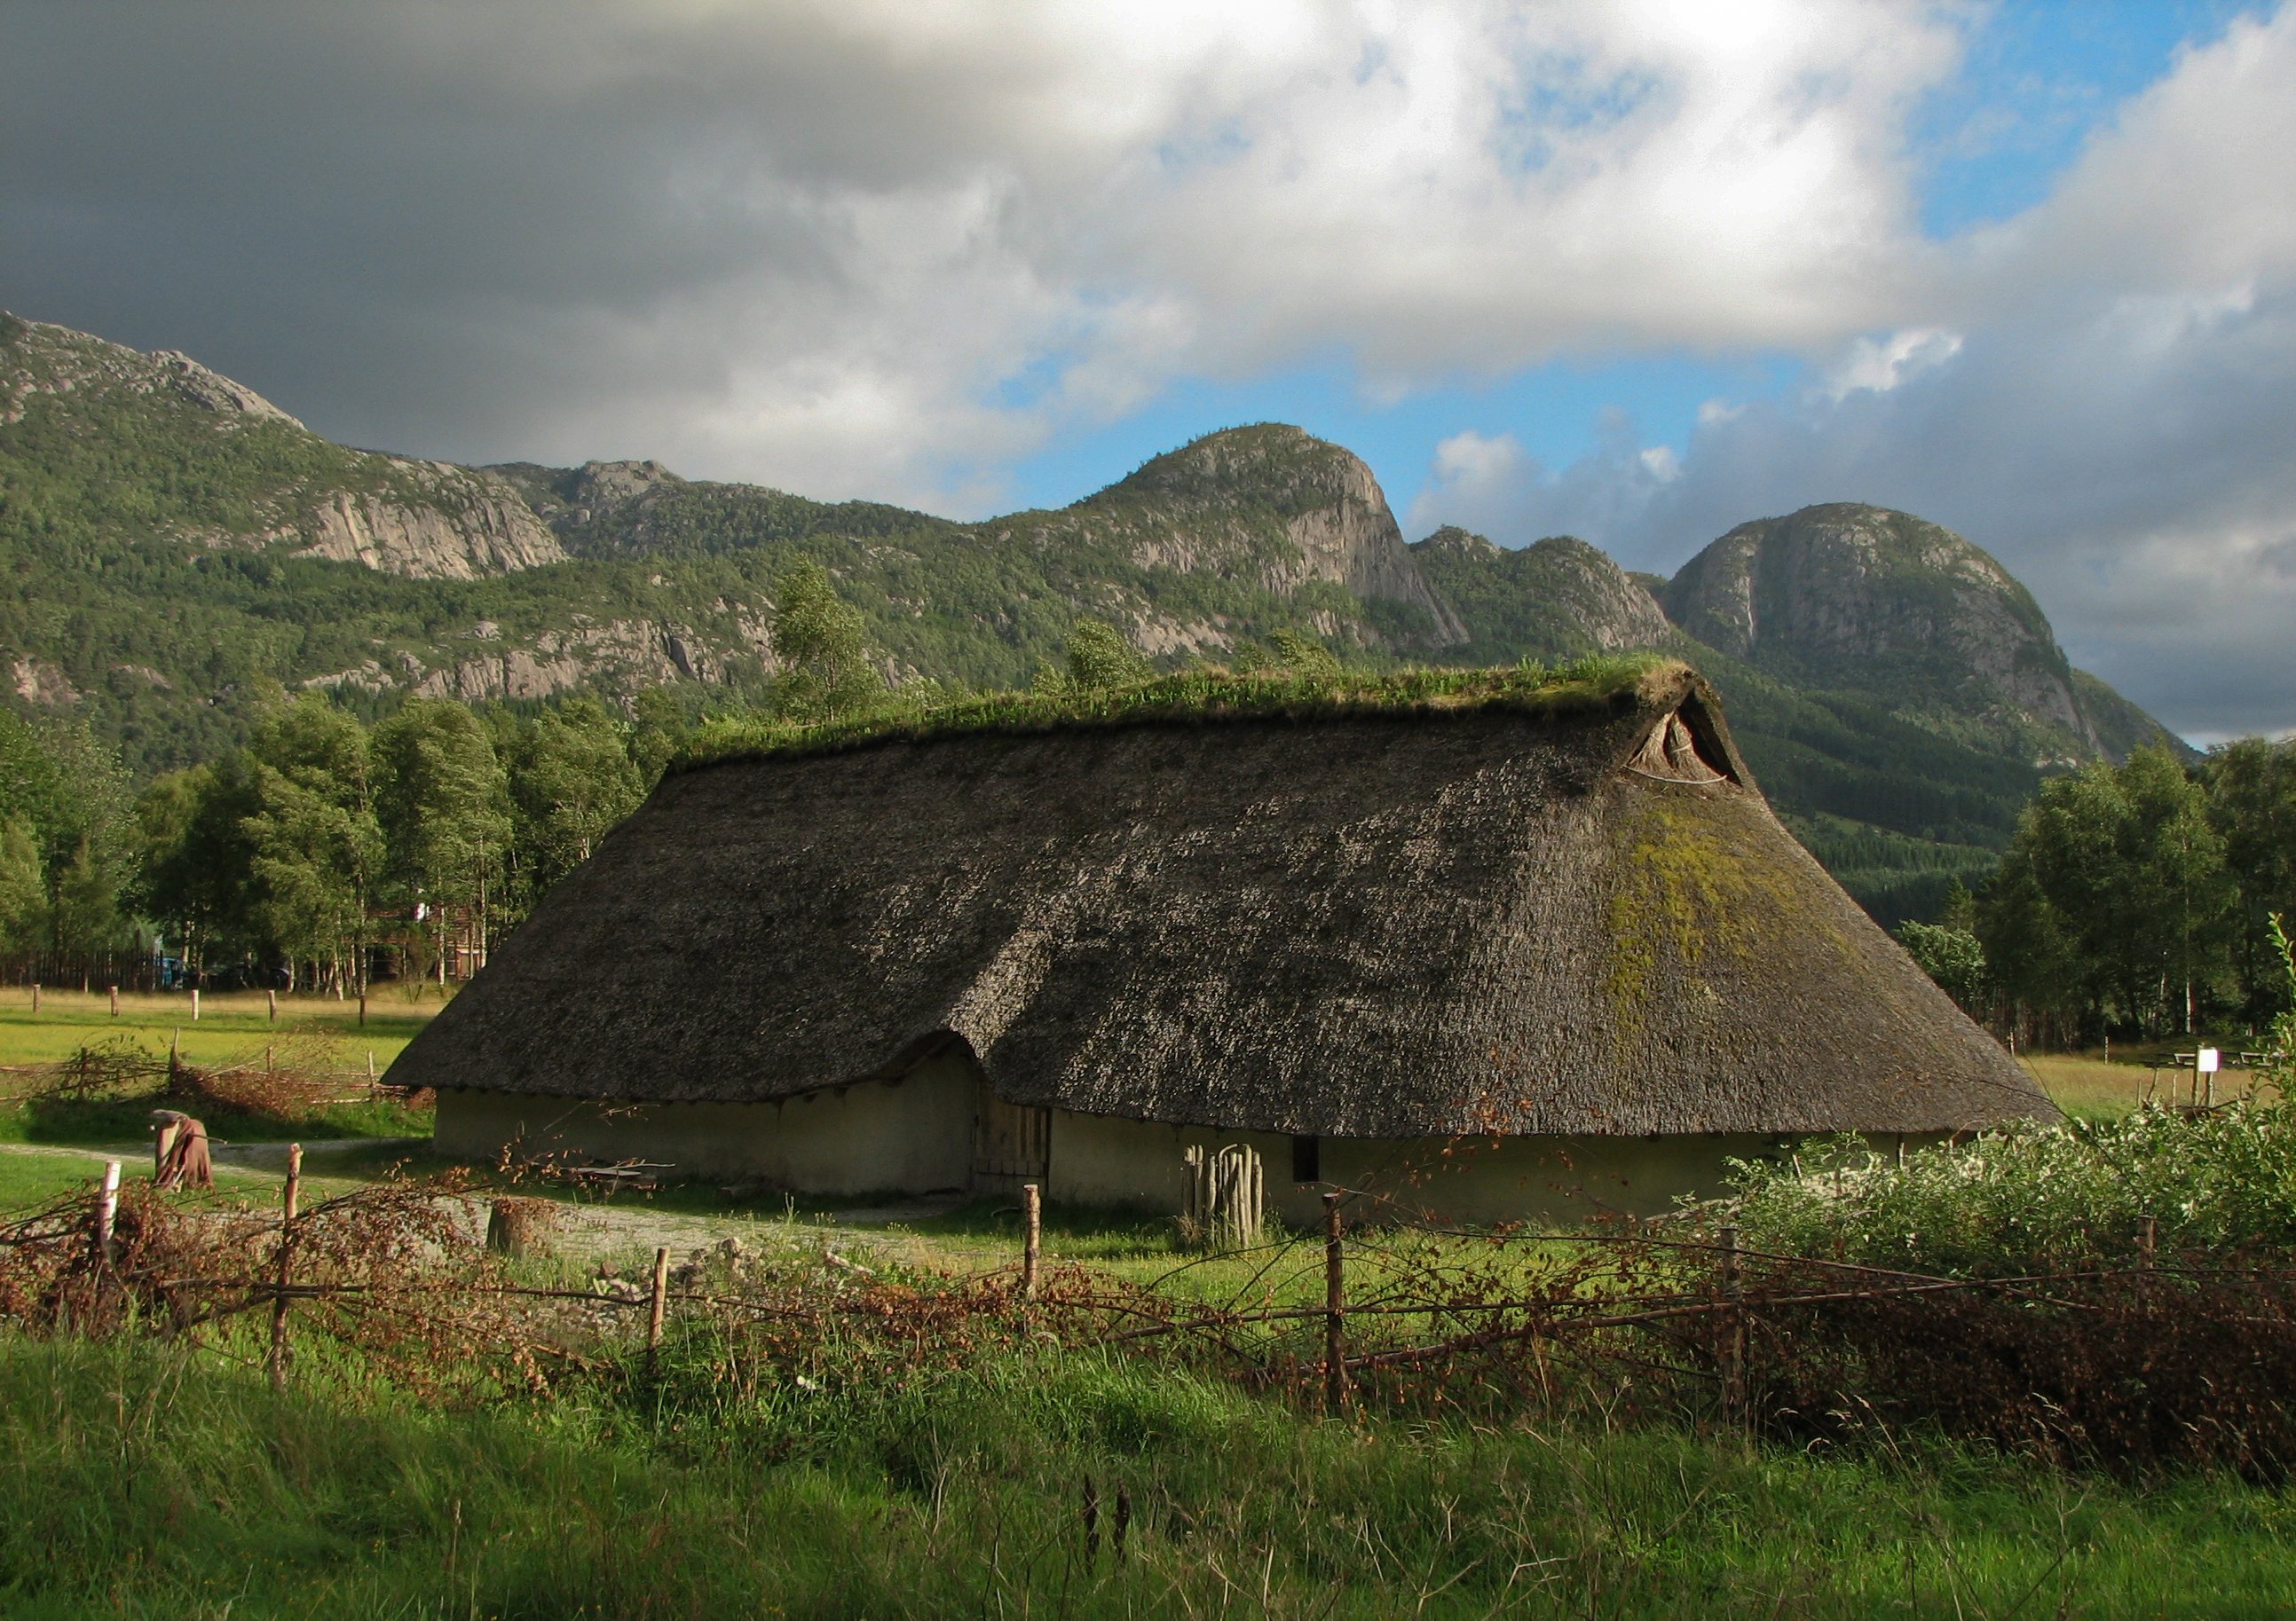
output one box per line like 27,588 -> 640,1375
3,1010 -> 2292,1616
2020,1051 -> 2276,1121
0,985 -> 439,1148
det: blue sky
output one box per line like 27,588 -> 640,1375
1004,2 -> 2265,527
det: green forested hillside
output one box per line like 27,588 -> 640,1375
1,312 -> 2193,930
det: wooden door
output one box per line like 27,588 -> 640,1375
973,1079 -> 1050,1185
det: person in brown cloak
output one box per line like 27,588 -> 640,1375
151,1109 -> 213,1190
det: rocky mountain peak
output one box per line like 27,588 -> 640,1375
146,350 -> 304,426
572,458 -> 682,512
1659,503 -> 2120,756
1416,524 -> 1503,558
1093,426 -> 1469,646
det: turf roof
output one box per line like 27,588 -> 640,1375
673,652 -> 1676,772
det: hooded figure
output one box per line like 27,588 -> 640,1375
150,1109 -> 213,1190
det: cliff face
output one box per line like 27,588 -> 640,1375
1101,426 -> 1470,646
295,467 -> 566,578
1659,503 -> 2134,762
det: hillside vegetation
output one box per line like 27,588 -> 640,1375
1,311 -> 2197,928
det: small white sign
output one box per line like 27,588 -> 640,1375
2197,1047 -> 2221,1074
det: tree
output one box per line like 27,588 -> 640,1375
240,694 -> 383,992
769,560 -> 885,722
136,759 -> 262,983
2004,746 -> 2237,1035
374,700 -> 511,983
2207,737 -> 2296,1022
0,711 -> 139,976
1061,619 -> 1154,692
1894,920 -> 1986,1011
0,818 -> 44,960
508,696 -> 645,899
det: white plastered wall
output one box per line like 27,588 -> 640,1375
431,1050 -> 975,1197
435,1066 -> 1846,1222
1047,1111 -> 1792,1226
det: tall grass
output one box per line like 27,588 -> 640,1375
7,1334 -> 2296,1618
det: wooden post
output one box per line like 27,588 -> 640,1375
30,983 -> 38,1014
367,1051 -> 376,1090
269,1144 -> 303,1392
108,985 -> 118,1017
95,1161 -> 121,1263
1322,1192 -> 1346,1417
1022,1183 -> 1042,1299
647,1245 -> 670,1354
1717,1223 -> 1745,1434
2137,1213 -> 2156,1311
268,988 -> 277,1021
191,988 -> 200,1021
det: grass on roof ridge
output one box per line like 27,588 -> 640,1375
672,652 -> 1681,772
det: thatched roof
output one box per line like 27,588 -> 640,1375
394,662 -> 2052,1137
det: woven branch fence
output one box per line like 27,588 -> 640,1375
9,1172 -> 2296,1476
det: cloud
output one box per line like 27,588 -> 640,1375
0,0 -> 1964,508
1406,8 -> 2296,740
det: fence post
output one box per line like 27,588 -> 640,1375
1718,1223 -> 1745,1434
268,989 -> 277,1022
268,1144 -> 303,1392
108,985 -> 118,1018
1323,1192 -> 1347,1418
94,1161 -> 121,1264
647,1246 -> 670,1357
1022,1183 -> 1042,1300
192,988 -> 200,1021
30,983 -> 38,1014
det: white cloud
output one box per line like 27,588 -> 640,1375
1823,327 -> 1963,398
0,0 -> 1966,508
1403,7 -> 2296,738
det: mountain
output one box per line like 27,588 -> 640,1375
0,312 -> 2189,925
1416,504 -> 2189,924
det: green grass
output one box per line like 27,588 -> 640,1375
676,655 -> 1673,771
4,1334 -> 2296,1617
0,988 -> 437,1145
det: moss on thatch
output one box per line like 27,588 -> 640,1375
674,653 -> 1675,772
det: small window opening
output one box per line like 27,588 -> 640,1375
1290,1135 -> 1321,1184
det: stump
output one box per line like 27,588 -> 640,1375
1182,1144 -> 1265,1248
485,1197 -> 558,1259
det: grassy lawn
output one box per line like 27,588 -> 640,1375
0,985 -> 439,1148
0,983 -> 436,1074
6,1323 -> 2296,1617
2024,1051 -> 2276,1121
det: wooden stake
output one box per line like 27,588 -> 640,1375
268,988 -> 277,1021
1022,1183 -> 1042,1300
1323,1192 -> 1347,1417
1718,1223 -> 1745,1434
647,1246 -> 670,1353
269,1144 -> 303,1392
191,988 -> 200,1021
95,1161 -> 121,1263
108,985 -> 118,1017
30,983 -> 38,1014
